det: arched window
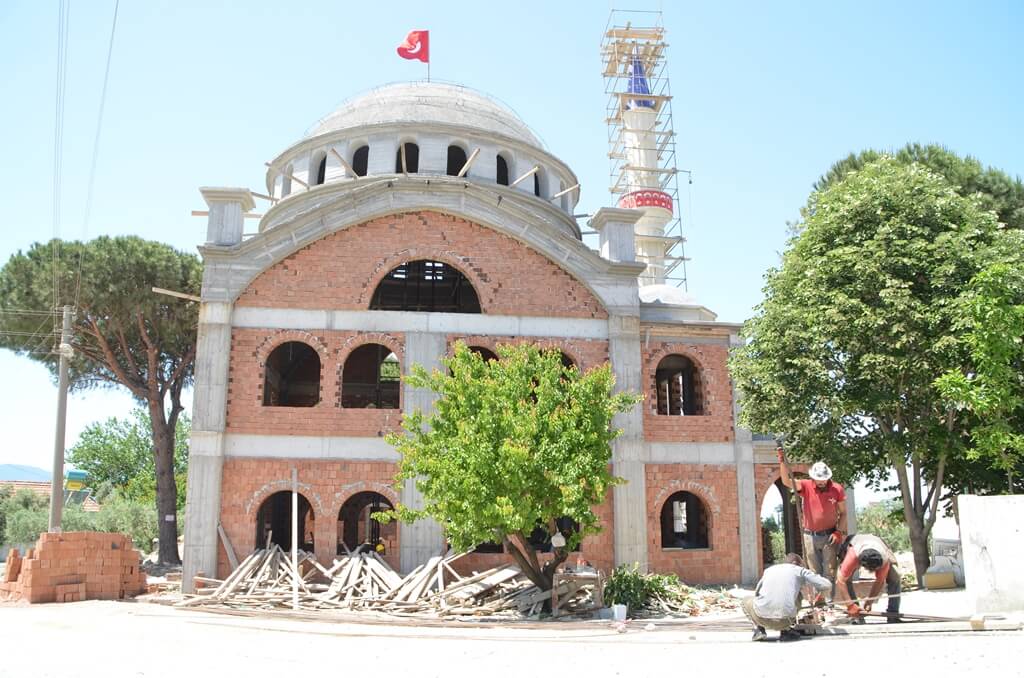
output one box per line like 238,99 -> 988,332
395,142 -> 419,173
655,354 -> 702,415
496,154 -> 510,186
351,145 -> 369,177
468,346 -> 498,363
660,491 -> 710,549
341,344 -> 401,409
281,164 -> 293,197
533,167 -> 545,198
263,341 -> 320,407
337,491 -> 395,555
312,151 -> 327,185
255,491 -> 314,552
370,260 -> 481,313
446,145 -> 468,176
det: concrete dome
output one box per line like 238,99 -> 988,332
639,284 -> 700,306
306,82 -> 543,147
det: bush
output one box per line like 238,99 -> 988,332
604,564 -> 686,612
4,507 -> 48,544
856,500 -> 911,553
93,494 -> 158,551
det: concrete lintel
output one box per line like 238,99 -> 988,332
223,433 -> 399,460
645,442 -> 736,465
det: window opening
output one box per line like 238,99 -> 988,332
655,354 -> 702,415
351,145 -> 369,177
337,491 -> 395,555
395,142 -> 419,173
263,341 -> 321,407
314,153 -> 327,185
660,491 -> 710,548
255,491 -> 314,552
447,145 -> 468,176
496,154 -> 510,186
341,344 -> 401,409
370,260 -> 482,313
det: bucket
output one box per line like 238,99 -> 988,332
612,604 -> 628,621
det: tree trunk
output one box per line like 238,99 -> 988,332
149,401 -> 180,565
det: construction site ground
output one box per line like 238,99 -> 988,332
0,590 -> 1020,678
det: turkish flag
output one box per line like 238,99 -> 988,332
397,30 -> 429,62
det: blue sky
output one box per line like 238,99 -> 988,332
0,0 -> 1021,507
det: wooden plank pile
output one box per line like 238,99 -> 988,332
178,546 -> 602,619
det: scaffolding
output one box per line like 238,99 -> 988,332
602,9 -> 689,289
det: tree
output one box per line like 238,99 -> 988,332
730,157 -> 1010,583
813,143 -> 1024,230
936,260 -> 1024,492
856,500 -> 911,554
68,408 -> 189,510
0,236 -> 201,563
382,342 -> 640,591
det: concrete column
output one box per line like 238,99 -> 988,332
730,332 -> 760,584
417,133 -> 447,175
844,485 -> 857,534
399,331 -> 447,572
368,135 -> 398,175
608,313 -> 648,570
591,208 -> 641,264
513,154 -> 537,195
182,301 -> 233,593
200,188 -> 254,247
467,144 -> 497,183
325,141 -> 349,183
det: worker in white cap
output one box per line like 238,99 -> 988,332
779,450 -> 847,597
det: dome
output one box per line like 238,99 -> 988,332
306,82 -> 543,147
639,284 -> 701,306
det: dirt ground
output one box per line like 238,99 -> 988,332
0,597 -> 1020,678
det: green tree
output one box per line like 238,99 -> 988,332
0,489 -> 97,544
0,236 -> 201,563
730,157 -> 1011,582
936,260 -> 1024,491
856,500 -> 911,554
382,342 -> 640,591
813,143 -> 1024,230
68,409 -> 190,509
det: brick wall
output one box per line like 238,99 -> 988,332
645,464 -> 741,584
226,329 -> 405,438
447,335 -> 609,372
217,458 -> 401,577
0,532 -> 146,604
235,211 -> 607,319
642,342 -> 734,443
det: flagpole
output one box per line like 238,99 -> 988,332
427,61 -> 430,82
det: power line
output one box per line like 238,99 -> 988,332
74,0 -> 120,310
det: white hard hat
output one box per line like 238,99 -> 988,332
809,462 -> 833,481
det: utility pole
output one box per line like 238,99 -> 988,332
48,305 -> 73,532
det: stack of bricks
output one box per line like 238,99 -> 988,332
0,531 -> 147,604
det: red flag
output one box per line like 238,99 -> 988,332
397,30 -> 429,63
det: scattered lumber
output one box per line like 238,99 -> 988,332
177,546 -> 601,619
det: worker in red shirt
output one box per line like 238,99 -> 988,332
778,449 -> 847,597
834,533 -> 901,622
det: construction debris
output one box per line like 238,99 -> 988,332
177,546 -> 603,619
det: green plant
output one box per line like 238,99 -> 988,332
93,493 -> 158,551
604,564 -> 685,612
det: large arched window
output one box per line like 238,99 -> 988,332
312,150 -> 327,185
351,145 -> 369,177
446,145 -> 468,176
255,491 -> 314,552
370,260 -> 481,313
263,341 -> 320,407
660,491 -> 710,549
337,491 -> 395,555
496,154 -> 510,186
655,354 -> 702,415
395,142 -> 419,173
341,344 -> 401,409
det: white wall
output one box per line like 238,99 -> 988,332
959,494 -> 1024,613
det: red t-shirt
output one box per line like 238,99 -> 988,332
797,479 -> 846,532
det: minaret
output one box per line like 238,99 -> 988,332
618,53 -> 674,285
602,13 -> 688,289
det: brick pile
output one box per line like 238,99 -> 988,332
0,531 -> 146,604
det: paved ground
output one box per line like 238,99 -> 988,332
0,599 -> 1021,678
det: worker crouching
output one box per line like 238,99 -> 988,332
742,553 -> 832,641
834,533 -> 902,623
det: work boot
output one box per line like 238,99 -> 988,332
886,613 -> 903,624
751,626 -> 767,642
779,629 -> 802,642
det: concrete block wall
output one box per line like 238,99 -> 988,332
0,532 -> 146,603
642,341 -> 735,443
234,211 -> 607,319
645,464 -> 741,584
217,458 -> 401,577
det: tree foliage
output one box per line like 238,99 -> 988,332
856,500 -> 911,554
382,342 -> 640,591
813,143 -> 1024,230
0,236 -> 201,563
730,156 -> 1013,581
68,408 -> 190,509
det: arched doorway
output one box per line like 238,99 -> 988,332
760,478 -> 803,567
337,491 -> 396,555
254,491 -> 314,552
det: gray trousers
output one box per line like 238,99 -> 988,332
802,531 -> 838,597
